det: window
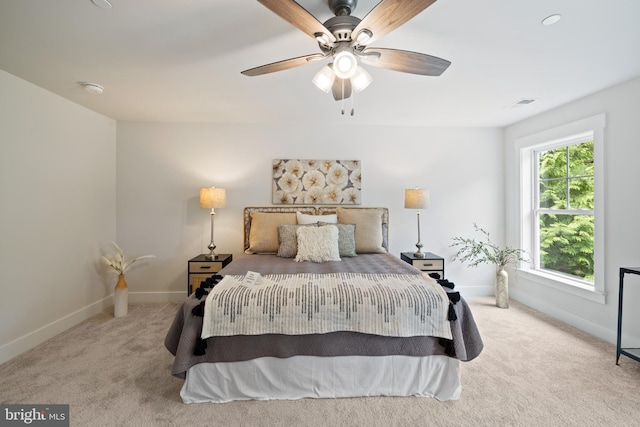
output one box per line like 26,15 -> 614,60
516,114 -> 605,302
535,137 -> 594,283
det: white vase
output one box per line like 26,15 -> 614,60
114,274 -> 128,317
495,269 -> 509,309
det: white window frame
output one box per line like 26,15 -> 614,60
515,114 -> 606,304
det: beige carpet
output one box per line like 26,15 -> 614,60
1,297 -> 639,427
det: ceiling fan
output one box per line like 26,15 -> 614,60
241,0 -> 451,105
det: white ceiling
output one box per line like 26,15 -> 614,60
1,0 -> 640,127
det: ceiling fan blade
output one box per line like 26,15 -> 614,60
360,48 -> 451,76
353,0 -> 437,45
332,78 -> 352,101
257,0 -> 335,43
241,53 -> 324,76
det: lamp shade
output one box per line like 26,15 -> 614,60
333,47 -> 358,79
312,64 -> 336,93
405,188 -> 429,209
351,66 -> 372,93
200,187 -> 226,209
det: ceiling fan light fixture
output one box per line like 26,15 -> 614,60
351,66 -> 372,93
312,65 -> 336,93
333,47 -> 358,79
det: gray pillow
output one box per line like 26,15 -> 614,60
318,222 -> 357,257
277,223 -> 316,258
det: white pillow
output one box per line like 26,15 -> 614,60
295,225 -> 341,263
296,211 -> 338,225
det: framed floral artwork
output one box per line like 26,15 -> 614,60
272,159 -> 361,205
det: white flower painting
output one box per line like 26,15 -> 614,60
273,159 -> 361,205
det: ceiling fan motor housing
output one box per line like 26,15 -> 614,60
322,16 -> 360,43
329,0 -> 357,16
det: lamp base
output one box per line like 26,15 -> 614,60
205,242 -> 217,259
414,241 -> 424,258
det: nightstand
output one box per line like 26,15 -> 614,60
401,252 -> 445,279
187,254 -> 232,295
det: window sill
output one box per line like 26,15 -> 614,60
517,269 -> 606,304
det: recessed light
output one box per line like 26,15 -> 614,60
82,83 -> 104,95
91,0 -> 112,10
542,14 -> 561,26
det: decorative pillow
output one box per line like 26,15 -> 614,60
336,207 -> 386,254
295,225 -> 341,263
246,212 -> 297,254
277,223 -> 317,258
318,222 -> 357,257
381,223 -> 389,251
296,211 -> 338,225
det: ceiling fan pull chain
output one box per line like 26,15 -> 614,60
351,90 -> 355,116
341,79 -> 345,115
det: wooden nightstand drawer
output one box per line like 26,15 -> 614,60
189,261 -> 225,273
413,259 -> 444,271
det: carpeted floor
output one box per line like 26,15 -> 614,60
1,297 -> 639,426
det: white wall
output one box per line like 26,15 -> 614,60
3,62 -> 637,364
0,71 -> 117,364
116,122 -> 504,300
504,75 -> 640,344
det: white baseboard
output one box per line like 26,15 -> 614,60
128,291 -> 187,303
0,297 -> 112,365
457,285 -> 494,298
0,291 -> 188,365
510,288 -> 615,344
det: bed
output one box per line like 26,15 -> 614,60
165,206 -> 483,404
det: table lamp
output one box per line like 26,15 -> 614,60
405,188 -> 429,258
200,186 -> 226,259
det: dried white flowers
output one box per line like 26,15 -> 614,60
102,242 -> 155,275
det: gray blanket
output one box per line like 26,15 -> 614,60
165,253 -> 483,379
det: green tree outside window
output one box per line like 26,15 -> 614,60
537,140 -> 594,282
